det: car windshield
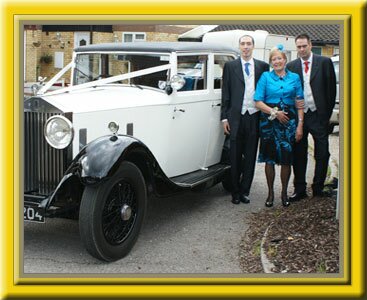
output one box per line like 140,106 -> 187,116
73,53 -> 171,88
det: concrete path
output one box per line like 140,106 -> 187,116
23,128 -> 339,274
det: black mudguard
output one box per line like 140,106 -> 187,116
64,134 -> 186,197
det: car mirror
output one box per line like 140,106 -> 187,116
158,80 -> 173,95
170,75 -> 186,91
165,85 -> 173,95
158,80 -> 167,90
159,75 -> 185,95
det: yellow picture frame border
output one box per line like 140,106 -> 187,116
1,0 -> 365,298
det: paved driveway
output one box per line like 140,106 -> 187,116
23,128 -> 339,274
24,185 -> 264,274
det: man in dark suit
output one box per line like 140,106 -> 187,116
221,35 -> 269,204
287,33 -> 337,200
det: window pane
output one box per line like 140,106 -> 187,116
213,55 -> 235,89
135,34 -> 145,41
177,55 -> 208,91
312,47 -> 322,55
123,34 -> 133,42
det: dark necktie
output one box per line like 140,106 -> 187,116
304,61 -> 309,74
245,62 -> 250,76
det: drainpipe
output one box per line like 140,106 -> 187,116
90,25 -> 93,44
36,65 -> 40,80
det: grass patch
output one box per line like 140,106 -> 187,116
316,261 -> 327,273
267,245 -> 277,258
253,240 -> 261,256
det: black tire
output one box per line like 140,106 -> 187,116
79,161 -> 147,262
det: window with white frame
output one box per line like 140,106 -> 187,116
122,32 -> 146,43
213,55 -> 236,89
177,55 -> 208,91
311,47 -> 322,55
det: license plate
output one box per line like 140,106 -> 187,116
24,206 -> 45,223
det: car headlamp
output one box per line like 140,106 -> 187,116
44,115 -> 74,149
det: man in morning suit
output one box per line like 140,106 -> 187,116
221,35 -> 269,204
287,33 -> 337,200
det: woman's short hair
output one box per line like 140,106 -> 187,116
269,45 -> 287,64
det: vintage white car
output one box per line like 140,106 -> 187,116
24,42 -> 238,261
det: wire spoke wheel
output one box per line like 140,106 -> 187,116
102,180 -> 137,245
79,162 -> 147,262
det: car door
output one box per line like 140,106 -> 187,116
167,54 -> 212,177
204,54 -> 236,167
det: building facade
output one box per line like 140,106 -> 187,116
24,25 -> 195,83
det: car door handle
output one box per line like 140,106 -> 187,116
174,107 -> 185,113
212,103 -> 221,107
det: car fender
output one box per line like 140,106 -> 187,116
73,135 -> 135,181
45,135 -> 193,209
67,134 -> 185,196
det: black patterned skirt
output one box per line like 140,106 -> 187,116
258,101 -> 297,165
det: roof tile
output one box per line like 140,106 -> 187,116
211,24 -> 339,44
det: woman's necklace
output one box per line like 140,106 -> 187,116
275,70 -> 286,78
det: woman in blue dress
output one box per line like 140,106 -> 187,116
254,46 -> 304,207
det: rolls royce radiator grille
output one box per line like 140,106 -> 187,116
24,111 -> 69,196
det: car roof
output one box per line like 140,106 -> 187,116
74,42 -> 239,54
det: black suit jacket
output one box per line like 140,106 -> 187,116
221,58 -> 269,139
287,54 -> 336,121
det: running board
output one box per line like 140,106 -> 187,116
170,163 -> 230,188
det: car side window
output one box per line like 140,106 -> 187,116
213,55 -> 235,89
177,55 -> 208,91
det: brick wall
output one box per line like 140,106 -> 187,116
147,32 -> 179,42
36,31 -> 74,84
25,28 -> 192,83
92,32 -> 114,44
25,29 -> 42,82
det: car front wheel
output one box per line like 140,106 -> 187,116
79,161 -> 147,262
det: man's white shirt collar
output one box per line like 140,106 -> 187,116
241,57 -> 254,66
301,53 -> 313,65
